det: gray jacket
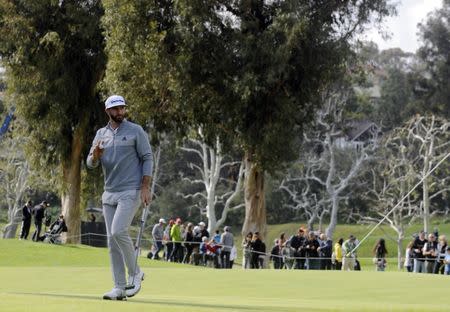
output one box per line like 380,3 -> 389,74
220,231 -> 234,252
152,223 -> 164,241
87,120 -> 153,192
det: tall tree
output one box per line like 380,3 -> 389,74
102,0 -> 393,237
417,0 -> 450,117
0,1 -> 106,243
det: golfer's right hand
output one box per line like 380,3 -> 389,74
92,141 -> 104,162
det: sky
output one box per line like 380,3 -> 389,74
363,0 -> 443,53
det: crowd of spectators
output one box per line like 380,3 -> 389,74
149,218 -> 236,269
149,219 -> 450,274
404,230 -> 449,274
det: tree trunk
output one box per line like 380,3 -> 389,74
397,237 -> 403,270
242,154 -> 267,239
206,192 -> 217,233
61,124 -> 85,244
422,175 -> 430,234
325,196 -> 338,239
2,206 -> 21,238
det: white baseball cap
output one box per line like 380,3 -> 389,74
159,218 -> 166,224
198,221 -> 206,227
105,95 -> 126,110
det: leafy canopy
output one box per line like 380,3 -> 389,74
103,0 -> 393,171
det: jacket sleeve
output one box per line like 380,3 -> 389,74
136,126 -> 153,177
86,130 -> 101,169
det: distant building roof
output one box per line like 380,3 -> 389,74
345,120 -> 381,142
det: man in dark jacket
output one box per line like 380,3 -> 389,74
250,232 -> 265,269
32,201 -> 49,242
289,228 -> 307,269
318,233 -> 333,270
412,231 -> 428,273
19,200 -> 33,240
305,232 -> 321,270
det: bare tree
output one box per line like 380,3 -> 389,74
279,166 -> 330,231
362,131 -> 421,269
0,137 -> 30,238
179,129 -> 244,232
293,88 -> 379,239
405,115 -> 450,233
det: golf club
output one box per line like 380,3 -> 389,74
126,146 -> 160,291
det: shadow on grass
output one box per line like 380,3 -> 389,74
10,292 -> 326,311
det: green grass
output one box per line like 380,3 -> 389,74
1,239 -> 449,311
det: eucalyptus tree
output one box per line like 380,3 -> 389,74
102,0 -> 394,237
0,1 -> 106,242
417,0 -> 450,118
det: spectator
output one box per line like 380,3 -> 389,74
318,233 -> 333,270
404,241 -> 414,272
434,235 -> 448,274
199,236 -> 208,266
205,238 -> 220,268
342,235 -> 357,271
305,232 -> 320,270
47,214 -> 68,243
220,226 -> 234,269
213,230 -> 221,244
164,220 -> 174,261
32,201 -> 50,242
289,227 -> 307,269
444,246 -> 450,275
281,241 -> 296,269
412,230 -> 427,273
170,218 -> 183,262
198,221 -> 210,239
151,218 -> 166,260
19,200 -> 33,240
270,239 -> 283,269
242,232 -> 253,269
333,238 -> 344,270
192,226 -> 202,265
373,238 -> 388,271
250,232 -> 264,269
279,232 -> 286,247
258,239 -> 267,269
423,233 -> 438,273
183,223 -> 194,264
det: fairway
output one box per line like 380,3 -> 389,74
0,241 -> 449,311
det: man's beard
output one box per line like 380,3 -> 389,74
110,114 -> 124,123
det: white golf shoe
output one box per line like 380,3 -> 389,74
125,271 -> 145,297
103,287 -> 126,301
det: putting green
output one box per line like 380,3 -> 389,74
0,240 -> 449,311
1,266 -> 449,311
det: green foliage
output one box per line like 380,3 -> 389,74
376,66 -> 415,129
417,0 -> 450,117
0,0 -> 106,176
102,0 -> 393,172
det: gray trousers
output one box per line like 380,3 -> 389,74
414,259 -> 426,273
102,190 -> 141,289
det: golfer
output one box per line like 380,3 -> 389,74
87,95 -> 153,300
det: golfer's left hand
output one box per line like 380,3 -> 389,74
141,187 -> 152,206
